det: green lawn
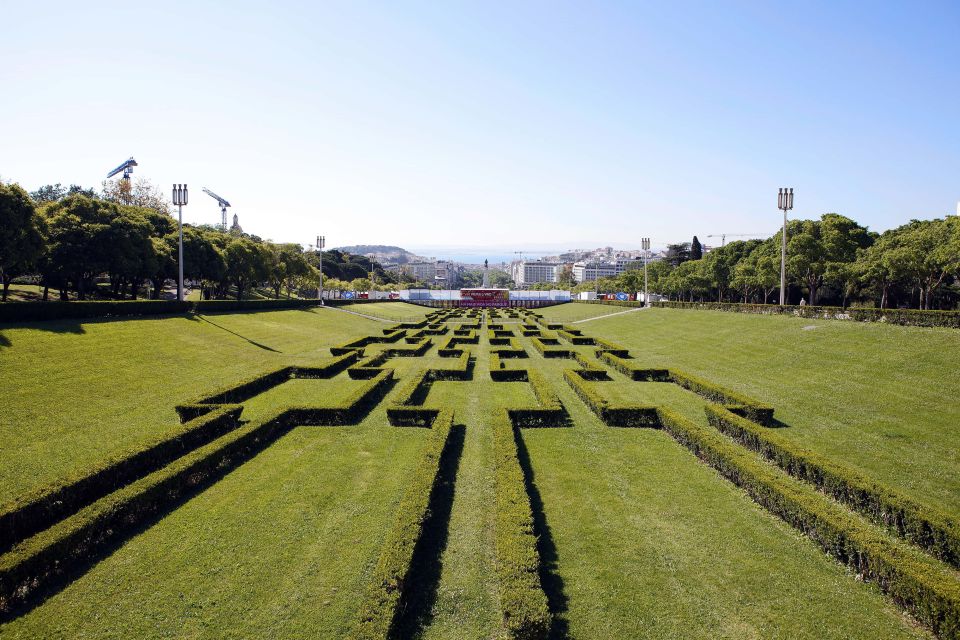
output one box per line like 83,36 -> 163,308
1,418 -> 428,638
532,302 -> 634,322
0,307 -> 380,504
541,305 -> 960,518
0,306 -> 949,638
337,301 -> 432,321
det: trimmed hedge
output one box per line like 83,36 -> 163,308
193,366 -> 294,404
530,337 -> 572,359
286,369 -> 393,425
507,370 -> 565,428
0,405 -> 242,554
669,369 -> 774,425
293,352 -> 362,379
577,298 -> 960,329
658,408 -> 960,638
491,410 -> 552,639
705,405 -> 960,569
563,369 -> 658,427
0,409 -> 293,611
594,338 -> 630,358
0,297 -> 388,324
490,353 -> 529,382
351,410 -> 455,638
597,352 -> 669,381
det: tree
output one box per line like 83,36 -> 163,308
102,178 -> 172,215
224,237 -> 269,300
40,195 -> 118,299
690,236 -> 703,260
0,183 -> 45,301
30,184 -> 97,203
488,270 -> 514,288
665,242 -> 691,268
556,264 -> 576,288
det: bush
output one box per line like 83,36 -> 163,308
491,410 -> 552,639
0,409 -> 291,611
705,405 -> 960,569
597,353 -> 669,381
658,408 -> 960,638
668,369 -> 774,424
645,301 -> 960,329
282,370 -> 393,425
507,370 -> 565,428
530,337 -> 572,358
351,411 -> 455,638
0,405 -> 242,554
563,370 -> 657,427
193,366 -> 294,404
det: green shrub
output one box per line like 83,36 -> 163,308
594,338 -> 630,358
644,301 -> 960,329
491,410 -> 552,639
293,353 -> 361,379
508,370 -> 565,428
0,409 -> 292,610
351,411 -> 455,638
193,366 -> 294,404
658,408 -> 960,638
530,337 -> 572,358
597,353 -> 669,381
0,405 -> 242,554
562,370 -> 657,427
705,405 -> 960,569
669,369 -> 774,424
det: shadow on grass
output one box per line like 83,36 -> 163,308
190,314 -> 281,352
514,428 -> 570,639
0,421 -> 294,623
391,423 -> 466,639
0,332 -> 10,348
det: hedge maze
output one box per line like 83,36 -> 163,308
3,305 -> 960,638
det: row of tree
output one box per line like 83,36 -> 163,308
0,181 -> 406,302
577,214 -> 960,309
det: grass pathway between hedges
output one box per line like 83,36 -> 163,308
0,310 -> 939,638
541,305 -> 960,519
0,308 -> 384,506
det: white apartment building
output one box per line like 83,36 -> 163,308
434,261 -> 461,287
513,261 -> 561,286
573,258 -> 644,282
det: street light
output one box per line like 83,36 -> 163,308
316,235 -> 325,303
172,184 -> 188,302
641,237 -> 651,307
777,187 -> 794,305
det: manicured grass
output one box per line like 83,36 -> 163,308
0,307 -> 381,505
550,305 -> 960,517
1,417 -> 428,638
531,302 -> 633,322
1,306 -> 949,638
338,301 -> 432,321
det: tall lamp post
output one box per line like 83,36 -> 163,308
172,184 -> 188,302
316,235 -> 325,303
777,187 -> 793,305
642,237 -> 651,307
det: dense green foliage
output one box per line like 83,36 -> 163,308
577,214 -> 960,309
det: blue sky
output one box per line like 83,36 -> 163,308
2,1 -> 958,253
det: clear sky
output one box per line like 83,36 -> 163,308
2,1 -> 958,254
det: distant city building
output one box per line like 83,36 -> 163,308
434,260 -> 462,287
512,260 -> 561,286
405,261 -> 436,282
573,258 -> 645,282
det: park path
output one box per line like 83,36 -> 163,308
570,306 -> 648,324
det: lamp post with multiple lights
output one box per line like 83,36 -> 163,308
641,237 -> 651,307
315,235 -> 325,303
172,184 -> 188,302
777,187 -> 793,305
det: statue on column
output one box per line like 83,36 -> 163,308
482,259 -> 490,287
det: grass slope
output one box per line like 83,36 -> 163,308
337,302 -> 432,321
0,308 -> 379,504
540,305 -> 960,518
1,413 -> 428,638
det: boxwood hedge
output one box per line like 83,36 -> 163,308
658,408 -> 960,638
705,405 -> 960,569
351,410 -> 455,638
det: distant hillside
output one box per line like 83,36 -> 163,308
334,245 -> 425,264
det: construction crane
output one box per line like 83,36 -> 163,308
202,188 -> 232,230
106,157 -> 138,181
706,233 -> 765,247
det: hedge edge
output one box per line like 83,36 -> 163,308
350,410 -> 455,639
705,404 -> 960,569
